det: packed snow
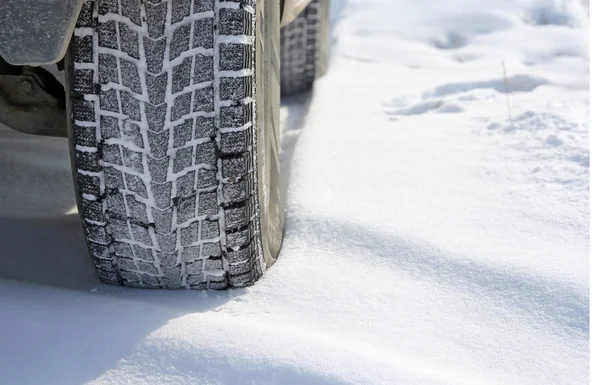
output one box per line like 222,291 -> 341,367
0,0 -> 589,384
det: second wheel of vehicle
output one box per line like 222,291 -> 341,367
280,0 -> 330,96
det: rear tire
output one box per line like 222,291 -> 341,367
280,0 -> 329,96
66,0 -> 283,289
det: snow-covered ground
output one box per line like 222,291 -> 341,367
0,0 -> 589,384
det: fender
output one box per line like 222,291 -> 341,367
0,0 -> 312,66
281,0 -> 313,27
0,0 -> 84,65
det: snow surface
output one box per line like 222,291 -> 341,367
0,0 -> 589,384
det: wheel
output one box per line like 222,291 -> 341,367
280,0 -> 329,96
66,0 -> 283,289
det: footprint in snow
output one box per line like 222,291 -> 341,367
384,98 -> 465,117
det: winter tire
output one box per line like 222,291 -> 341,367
280,0 -> 329,96
66,0 -> 283,289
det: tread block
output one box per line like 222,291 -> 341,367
119,91 -> 141,121
100,115 -> 120,139
85,222 -> 110,244
156,232 -> 177,252
116,257 -> 136,271
173,119 -> 193,147
107,192 -> 127,217
98,20 -> 118,49
99,54 -> 119,84
123,147 -> 144,173
152,207 -> 174,234
73,124 -> 96,147
171,92 -> 192,121
226,227 -> 250,248
195,141 -> 216,166
218,8 -> 252,36
202,242 -> 221,257
170,24 -> 191,61
71,69 -> 95,94
193,18 -> 213,49
193,54 -> 213,84
77,173 -> 101,196
196,168 -> 216,189
104,167 -> 126,190
224,204 -> 248,230
119,58 -> 142,94
197,191 -> 218,216
101,143 -> 122,165
192,86 -> 213,112
118,22 -> 140,59
147,129 -> 169,158
99,89 -> 120,113
173,146 -> 193,174
148,156 -> 170,182
221,129 -> 249,154
76,0 -> 96,28
205,258 -> 223,270
194,116 -> 215,138
72,98 -> 96,121
114,241 -> 134,257
71,36 -> 94,63
109,218 -> 130,240
160,254 -> 179,269
220,76 -> 251,101
162,267 -> 182,288
146,73 -> 168,105
93,257 -> 115,271
193,0 -> 213,13
201,219 -> 219,239
123,122 -> 145,148
172,57 -> 193,94
120,0 -> 142,26
220,104 -> 251,128
151,181 -> 172,208
181,221 -> 199,246
98,0 -> 118,16
138,261 -> 158,275
223,178 -> 248,203
133,244 -> 155,261
182,246 -> 202,263
75,151 -> 101,173
143,37 -> 167,74
176,170 -> 196,196
172,0 -> 191,24
221,154 -> 249,179
219,43 -> 251,71
177,194 -> 197,224
146,1 -> 168,39
81,199 -> 104,222
125,173 -> 148,198
126,195 -> 148,223
145,103 -> 167,132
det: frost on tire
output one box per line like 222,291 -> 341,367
280,0 -> 329,96
67,0 -> 280,289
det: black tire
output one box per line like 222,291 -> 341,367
280,0 -> 329,96
66,0 -> 283,289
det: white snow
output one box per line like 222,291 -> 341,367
0,0 -> 589,384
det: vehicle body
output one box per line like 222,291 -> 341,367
0,0 -> 312,65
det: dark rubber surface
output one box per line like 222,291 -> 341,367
68,0 -> 280,289
280,0 -> 329,96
